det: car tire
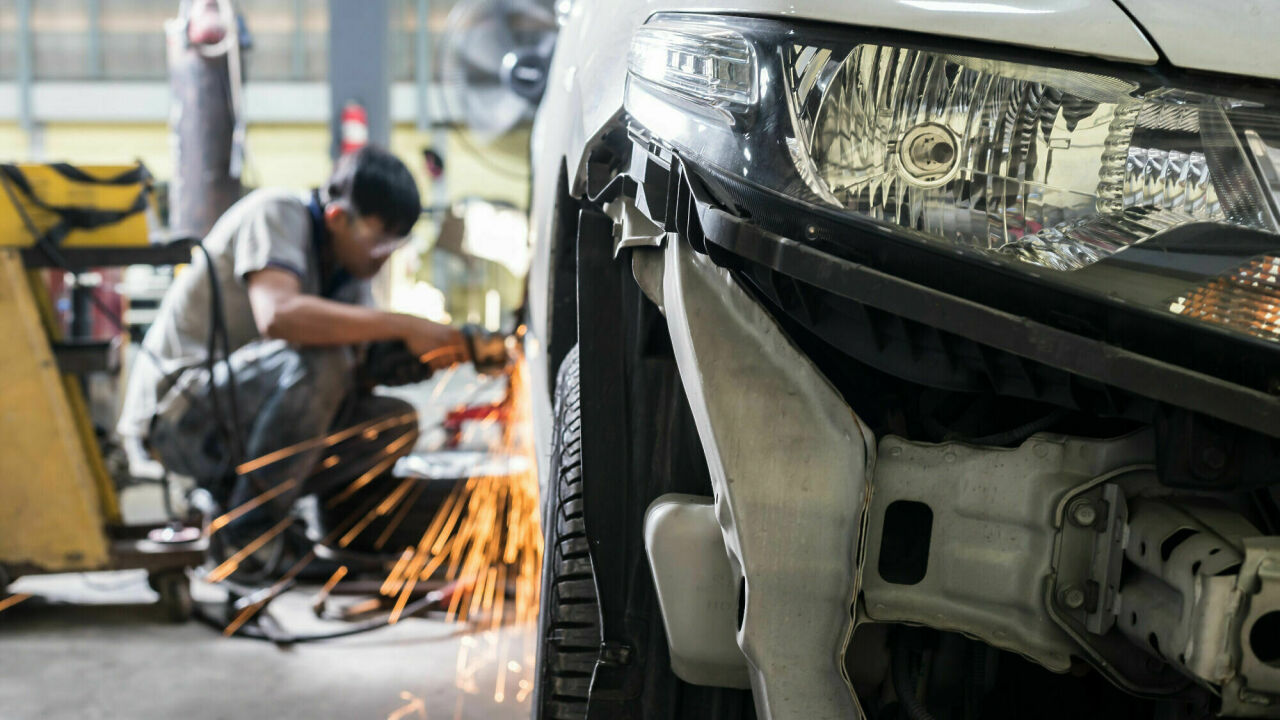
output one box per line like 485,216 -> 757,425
534,345 -> 602,720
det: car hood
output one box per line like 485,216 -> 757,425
1112,0 -> 1279,80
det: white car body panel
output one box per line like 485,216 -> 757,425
1115,0 -> 1280,80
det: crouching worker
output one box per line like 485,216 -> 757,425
117,146 -> 463,549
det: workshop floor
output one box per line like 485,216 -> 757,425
2,568 -> 535,720
1,368 -> 535,720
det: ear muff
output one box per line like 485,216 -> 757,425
322,203 -> 349,227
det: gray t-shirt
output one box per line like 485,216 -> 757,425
117,188 -> 372,438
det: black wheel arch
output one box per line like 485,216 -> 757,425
537,197 -> 754,718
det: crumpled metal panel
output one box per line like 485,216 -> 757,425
662,236 -> 873,720
1118,500 -> 1256,679
862,433 -> 1152,672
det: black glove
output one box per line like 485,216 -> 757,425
360,340 -> 435,389
461,324 -> 511,375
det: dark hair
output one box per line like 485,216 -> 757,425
325,146 -> 422,236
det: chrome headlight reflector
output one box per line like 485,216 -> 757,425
625,14 -> 1280,343
783,45 -> 1277,272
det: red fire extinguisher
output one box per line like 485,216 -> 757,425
340,101 -> 369,156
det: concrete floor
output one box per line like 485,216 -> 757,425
2,571 -> 535,720
1,369 -> 535,719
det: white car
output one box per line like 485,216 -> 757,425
524,2 -> 1280,719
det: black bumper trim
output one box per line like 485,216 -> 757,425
691,197 -> 1280,439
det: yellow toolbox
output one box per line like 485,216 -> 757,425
0,162 -> 201,618
0,163 -> 157,250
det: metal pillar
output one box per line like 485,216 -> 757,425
329,0 -> 391,158
167,0 -> 244,238
87,0 -> 103,79
16,0 -> 33,137
291,0 -> 306,80
414,0 -> 450,225
415,0 -> 431,131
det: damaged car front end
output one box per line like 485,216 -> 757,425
529,7 -> 1280,720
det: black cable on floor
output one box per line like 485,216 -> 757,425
190,590 -> 440,645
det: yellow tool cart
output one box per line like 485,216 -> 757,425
0,162 -> 204,620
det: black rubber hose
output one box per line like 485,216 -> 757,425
191,590 -> 439,645
893,636 -> 937,720
195,243 -> 246,467
967,407 -> 1069,447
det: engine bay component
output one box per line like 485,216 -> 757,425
862,427 -> 1280,712
1227,539 -> 1280,716
1112,500 -> 1254,682
1056,500 -> 1280,716
861,431 -> 1158,676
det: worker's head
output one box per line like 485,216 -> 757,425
322,146 -> 422,279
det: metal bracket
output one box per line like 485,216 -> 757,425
864,434 -> 1140,672
1048,476 -> 1198,696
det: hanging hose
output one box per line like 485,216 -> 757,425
893,635 -> 937,720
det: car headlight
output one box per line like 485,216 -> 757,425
626,14 -> 1280,342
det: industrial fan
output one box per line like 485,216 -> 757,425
437,0 -> 559,142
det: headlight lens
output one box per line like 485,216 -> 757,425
628,19 -> 757,114
784,44 -> 1278,271
625,14 -> 1280,343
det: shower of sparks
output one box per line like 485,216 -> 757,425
388,352 -> 543,710
218,464 -> 424,635
208,407 -> 423,604
326,432 -> 417,507
235,412 -> 417,476
210,347 -> 544,713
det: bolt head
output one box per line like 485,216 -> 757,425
1070,501 -> 1099,528
1061,587 -> 1086,609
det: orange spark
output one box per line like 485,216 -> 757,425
382,356 -> 544,712
387,691 -> 427,720
206,516 -> 295,583
207,478 -> 299,535
0,593 -> 32,614
374,481 -> 428,551
235,412 -> 416,476
418,344 -> 468,366
338,477 -> 417,548
326,432 -> 418,508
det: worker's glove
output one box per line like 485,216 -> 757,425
361,340 -> 435,389
461,324 -> 511,376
